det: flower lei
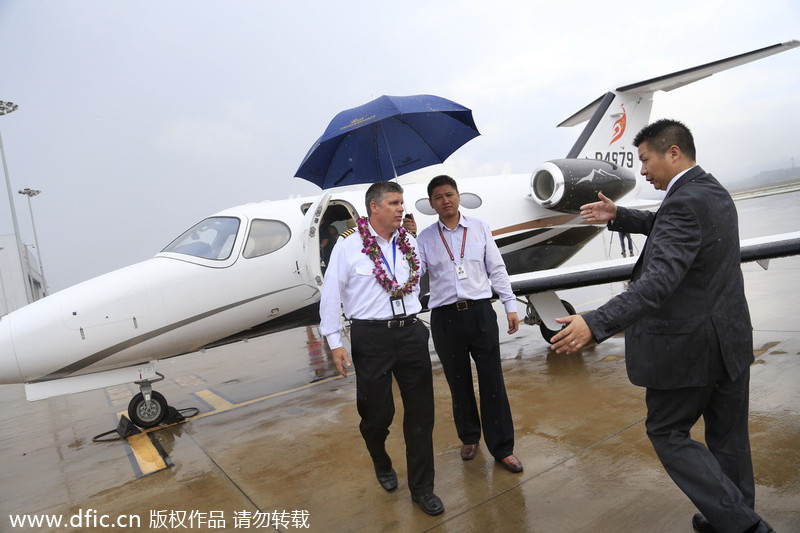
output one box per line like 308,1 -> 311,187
357,217 -> 420,298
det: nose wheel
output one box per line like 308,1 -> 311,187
128,374 -> 168,428
128,391 -> 168,428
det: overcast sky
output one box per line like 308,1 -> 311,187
1,0 -> 798,292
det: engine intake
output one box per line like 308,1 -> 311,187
531,159 -> 636,213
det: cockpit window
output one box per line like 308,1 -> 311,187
243,219 -> 291,258
162,217 -> 240,260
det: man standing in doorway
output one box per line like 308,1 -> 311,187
412,175 -> 522,474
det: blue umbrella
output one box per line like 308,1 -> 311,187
295,94 -> 480,189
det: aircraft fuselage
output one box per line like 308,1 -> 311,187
0,169 -> 633,391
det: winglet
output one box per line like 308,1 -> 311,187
559,41 -> 799,129
560,41 -> 800,173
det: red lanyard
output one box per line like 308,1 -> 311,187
438,223 -> 467,262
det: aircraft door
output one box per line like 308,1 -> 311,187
300,191 -> 332,290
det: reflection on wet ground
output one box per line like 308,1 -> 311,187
1,302 -> 798,532
0,191 -> 798,532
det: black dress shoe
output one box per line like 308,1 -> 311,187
375,467 -> 398,493
411,492 -> 444,516
692,514 -> 716,533
744,520 -> 775,533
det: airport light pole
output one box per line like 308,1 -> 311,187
0,100 -> 32,304
18,187 -> 47,295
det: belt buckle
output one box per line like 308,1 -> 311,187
456,301 -> 469,311
388,319 -> 400,329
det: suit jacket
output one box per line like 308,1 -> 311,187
583,166 -> 753,389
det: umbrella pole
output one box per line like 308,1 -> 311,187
378,121 -> 399,182
378,122 -> 417,232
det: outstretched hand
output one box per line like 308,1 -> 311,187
580,192 -> 617,223
549,314 -> 594,354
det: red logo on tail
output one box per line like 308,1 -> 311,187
610,104 -> 626,145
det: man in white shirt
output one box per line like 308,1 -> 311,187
413,175 -> 523,474
319,181 -> 443,516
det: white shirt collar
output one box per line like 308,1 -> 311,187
665,165 -> 696,196
368,220 -> 398,244
438,212 -> 467,231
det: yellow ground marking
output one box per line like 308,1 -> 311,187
191,373 -> 349,419
126,432 -> 167,474
143,372 -> 352,430
106,384 -> 133,409
173,374 -> 207,388
111,372 -> 354,477
113,409 -> 169,476
194,389 -> 235,411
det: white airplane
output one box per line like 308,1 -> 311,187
1,41 -> 799,429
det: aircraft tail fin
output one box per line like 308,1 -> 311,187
561,41 -> 800,159
559,40 -> 799,197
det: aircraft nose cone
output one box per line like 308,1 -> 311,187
0,317 -> 23,384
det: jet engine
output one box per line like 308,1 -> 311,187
531,159 -> 636,213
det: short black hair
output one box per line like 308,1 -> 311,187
365,181 -> 404,214
633,118 -> 696,161
427,175 -> 459,198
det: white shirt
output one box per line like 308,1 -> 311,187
319,221 -> 423,350
665,165 -> 695,196
416,214 -> 516,314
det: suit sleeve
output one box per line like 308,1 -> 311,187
584,200 -> 701,342
609,206 -> 656,236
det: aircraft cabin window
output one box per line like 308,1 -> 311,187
162,217 -> 240,260
243,219 -> 291,258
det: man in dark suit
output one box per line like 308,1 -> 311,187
551,119 -> 772,533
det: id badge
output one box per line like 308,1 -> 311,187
456,264 -> 468,280
391,296 -> 406,317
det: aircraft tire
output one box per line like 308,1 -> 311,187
540,300 -> 576,343
128,391 -> 168,428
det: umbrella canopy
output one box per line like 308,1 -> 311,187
295,94 -> 480,189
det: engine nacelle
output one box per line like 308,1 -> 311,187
531,158 -> 636,213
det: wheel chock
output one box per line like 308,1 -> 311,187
116,415 -> 142,438
92,414 -> 141,442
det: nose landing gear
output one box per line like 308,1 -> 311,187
128,374 -> 168,428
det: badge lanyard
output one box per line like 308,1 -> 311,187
438,223 -> 468,280
380,239 -> 397,280
381,239 -> 407,317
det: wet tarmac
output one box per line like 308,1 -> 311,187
1,191 -> 799,532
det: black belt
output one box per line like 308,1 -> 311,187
436,298 -> 490,311
350,315 -> 418,329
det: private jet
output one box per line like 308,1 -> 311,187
1,41 -> 799,429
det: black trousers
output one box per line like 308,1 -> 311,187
430,301 -> 514,459
350,320 -> 435,496
645,368 -> 762,533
